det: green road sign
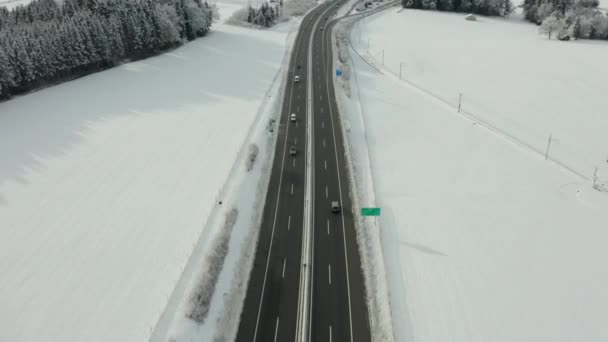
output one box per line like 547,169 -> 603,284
361,207 -> 381,216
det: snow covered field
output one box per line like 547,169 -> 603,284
336,7 -> 608,342
0,0 -> 31,10
0,3 -> 293,342
353,8 -> 608,183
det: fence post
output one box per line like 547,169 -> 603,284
545,133 -> 552,160
458,93 -> 462,113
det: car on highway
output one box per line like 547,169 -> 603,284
289,146 -> 297,156
290,113 -> 296,122
294,75 -> 300,83
331,201 -> 340,213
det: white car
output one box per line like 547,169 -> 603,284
290,113 -> 297,122
294,75 -> 300,83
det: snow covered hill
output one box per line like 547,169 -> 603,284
0,3 -> 294,342
335,7 -> 608,342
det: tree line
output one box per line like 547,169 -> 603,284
524,0 -> 608,40
0,0 -> 214,100
401,0 -> 514,17
246,1 -> 281,28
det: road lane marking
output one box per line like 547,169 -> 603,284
293,157 -> 296,167
327,219 -> 330,235
288,215 -> 291,231
322,121 -> 324,128
297,106 -> 300,112
324,160 -> 327,170
296,121 -> 299,128
330,325 -> 333,342
274,317 -> 280,342
291,184 -> 294,196
328,264 -> 332,285
321,107 -> 323,113
295,137 -> 298,145
282,258 -> 287,278
325,186 -> 328,198
320,95 -> 323,101
323,138 -> 326,148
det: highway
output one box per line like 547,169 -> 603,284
236,1 -> 371,341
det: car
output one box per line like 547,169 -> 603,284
320,26 -> 324,30
294,75 -> 300,83
290,113 -> 296,122
289,146 -> 297,155
331,201 -> 340,213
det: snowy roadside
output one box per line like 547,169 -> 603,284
150,15 -> 302,342
331,16 -> 395,342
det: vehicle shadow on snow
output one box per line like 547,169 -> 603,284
0,28 -> 284,206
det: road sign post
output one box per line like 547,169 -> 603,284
361,207 -> 381,216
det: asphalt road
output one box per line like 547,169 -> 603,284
236,2 -> 371,341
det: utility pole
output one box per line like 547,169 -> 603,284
545,133 -> 552,160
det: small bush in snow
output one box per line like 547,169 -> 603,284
246,144 -> 260,171
187,208 -> 238,323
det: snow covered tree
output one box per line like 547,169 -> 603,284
539,14 -> 565,38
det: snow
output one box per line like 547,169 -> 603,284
0,3 -> 293,342
336,7 -> 608,342
353,9 -> 608,183
0,0 -> 31,10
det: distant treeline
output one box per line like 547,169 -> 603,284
247,2 -> 281,28
0,0 -> 213,100
401,0 -> 514,17
524,0 -> 608,40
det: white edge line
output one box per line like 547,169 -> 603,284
274,316 -> 280,342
